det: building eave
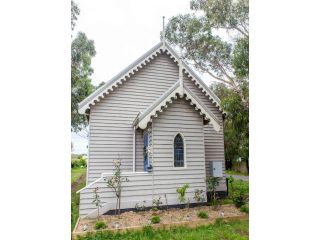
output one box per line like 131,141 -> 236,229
78,41 -> 223,115
135,83 -> 221,132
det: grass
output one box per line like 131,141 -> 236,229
72,167 -> 87,231
72,167 -> 87,184
225,170 -> 249,176
76,218 -> 249,240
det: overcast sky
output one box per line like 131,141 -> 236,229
72,0 -> 213,154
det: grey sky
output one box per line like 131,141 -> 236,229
71,0 -> 216,154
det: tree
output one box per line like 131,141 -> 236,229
212,81 -> 249,171
92,187 -> 103,220
165,0 -> 248,107
71,0 -> 80,31
165,0 -> 249,171
104,159 -> 129,217
71,1 -> 96,132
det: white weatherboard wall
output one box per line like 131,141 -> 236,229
184,73 -> 227,191
79,98 -> 207,217
80,52 -> 227,217
88,53 -> 179,183
151,97 -> 207,202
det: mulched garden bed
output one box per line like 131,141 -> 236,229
74,204 -> 246,235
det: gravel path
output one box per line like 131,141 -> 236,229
226,174 -> 249,181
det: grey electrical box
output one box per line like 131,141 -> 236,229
211,162 -> 223,177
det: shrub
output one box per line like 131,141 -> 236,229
197,211 -> 209,219
78,157 -> 87,167
176,184 -> 189,207
194,189 -> 205,203
135,201 -> 146,212
228,179 -> 248,208
231,190 -> 246,207
152,197 -> 162,211
240,204 -> 249,213
71,157 -> 87,168
150,215 -> 160,224
207,177 -> 220,201
94,221 -> 107,230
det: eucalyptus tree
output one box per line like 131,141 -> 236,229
165,0 -> 249,170
71,1 -> 96,132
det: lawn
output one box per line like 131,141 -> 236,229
72,167 -> 87,184
72,167 -> 87,231
76,218 -> 249,240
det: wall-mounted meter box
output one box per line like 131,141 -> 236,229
211,161 -> 223,177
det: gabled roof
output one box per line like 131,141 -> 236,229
78,41 -> 223,114
135,81 -> 221,132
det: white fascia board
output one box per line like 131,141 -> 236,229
137,81 -> 181,129
164,43 -> 223,112
136,83 -> 221,132
184,86 -> 221,131
78,41 -> 224,114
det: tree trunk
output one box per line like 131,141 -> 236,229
115,198 -> 118,216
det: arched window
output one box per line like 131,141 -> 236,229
174,134 -> 184,167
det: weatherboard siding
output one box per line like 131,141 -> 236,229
79,98 -> 208,217
152,98 -> 207,189
88,53 -> 179,183
81,53 -> 227,217
184,73 -> 226,191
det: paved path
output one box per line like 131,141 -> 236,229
226,174 -> 249,181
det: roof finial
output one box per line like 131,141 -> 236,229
162,16 -> 165,46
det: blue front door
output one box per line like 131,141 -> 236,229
143,133 -> 149,171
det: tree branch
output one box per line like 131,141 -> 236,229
213,59 -> 236,86
234,26 -> 249,38
190,56 -> 231,85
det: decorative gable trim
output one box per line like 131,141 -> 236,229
78,41 -> 223,114
136,83 -> 221,132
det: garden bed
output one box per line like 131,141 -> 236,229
73,204 -> 246,236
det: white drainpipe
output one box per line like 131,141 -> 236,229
132,126 -> 136,172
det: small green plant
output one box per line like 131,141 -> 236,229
94,221 -> 107,230
176,184 -> 189,207
240,204 -> 249,213
197,211 -> 209,219
150,215 -> 160,224
194,189 -> 205,203
135,201 -> 146,212
207,177 -> 220,201
92,187 -> 103,219
152,197 -> 162,211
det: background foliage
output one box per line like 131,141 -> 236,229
71,1 -> 97,132
165,0 -> 249,170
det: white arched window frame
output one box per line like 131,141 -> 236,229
172,133 -> 187,168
